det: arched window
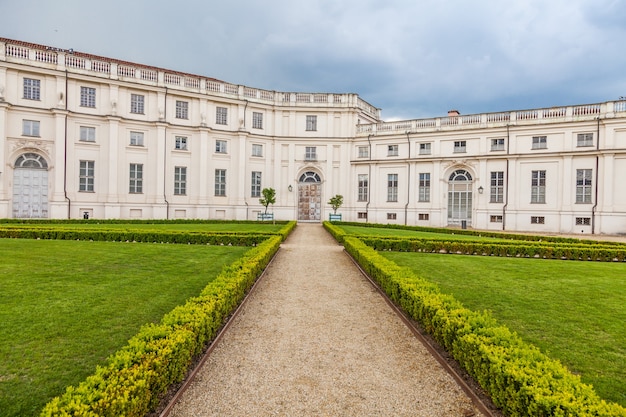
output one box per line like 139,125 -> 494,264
15,153 -> 48,169
299,171 -> 321,183
449,169 -> 472,182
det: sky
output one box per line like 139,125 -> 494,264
1,0 -> 625,120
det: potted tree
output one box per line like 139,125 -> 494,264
328,194 -> 343,221
258,187 -> 276,221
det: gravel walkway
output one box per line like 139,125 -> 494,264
168,223 -> 486,416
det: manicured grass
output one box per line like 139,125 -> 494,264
338,225 -> 505,241
0,239 -> 248,417
382,251 -> 626,407
0,221 -> 286,233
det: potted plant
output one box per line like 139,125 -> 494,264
328,194 -> 343,221
258,187 -> 276,221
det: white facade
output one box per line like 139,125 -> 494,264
1,37 -> 626,235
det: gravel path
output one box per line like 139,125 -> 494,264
168,223 -> 486,416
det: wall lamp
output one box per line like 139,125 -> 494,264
478,186 -> 484,194
288,185 -> 293,192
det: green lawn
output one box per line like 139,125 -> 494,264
0,221 -> 286,233
0,239 -> 248,417
382,251 -> 626,407
338,225 -> 506,241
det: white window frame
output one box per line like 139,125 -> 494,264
251,171 -> 262,197
175,100 -> 189,119
216,140 -> 228,154
387,173 -> 398,202
130,131 -> 144,146
387,144 -> 399,156
454,141 -> 467,153
419,143 -> 431,155
22,120 -> 40,136
490,171 -> 504,203
130,94 -> 145,114
531,170 -> 546,203
175,136 -> 188,150
23,78 -> 41,100
216,106 -> 228,125
577,133 -> 593,147
358,174 -> 368,202
306,115 -> 317,131
80,126 -> 96,142
358,146 -> 369,158
305,146 -> 317,161
252,112 -> 263,129
129,163 -> 143,193
418,173 -> 430,202
174,166 -> 187,195
79,160 -> 95,192
215,169 -> 226,196
576,169 -> 592,204
252,144 -> 263,157
532,136 -> 547,149
80,86 -> 96,108
491,138 -> 505,151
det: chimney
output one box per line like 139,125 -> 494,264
448,109 -> 460,116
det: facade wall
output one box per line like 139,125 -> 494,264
1,38 -> 626,235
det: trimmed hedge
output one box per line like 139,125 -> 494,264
39,232 -> 285,416
340,235 -> 626,417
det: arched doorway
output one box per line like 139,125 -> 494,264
12,153 -> 49,218
297,171 -> 322,221
447,169 -> 473,226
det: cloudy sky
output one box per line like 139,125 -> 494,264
2,0 -> 625,120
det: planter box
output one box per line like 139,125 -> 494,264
257,213 -> 274,221
329,214 -> 342,222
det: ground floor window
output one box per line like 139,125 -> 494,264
531,216 -> 545,224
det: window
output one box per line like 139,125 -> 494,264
387,174 -> 398,202
216,106 -> 228,125
531,216 -> 545,224
80,87 -> 96,108
490,215 -> 503,223
454,141 -> 466,153
79,160 -> 95,192
532,136 -> 547,149
491,138 -> 505,151
531,170 -> 546,203
129,164 -> 143,193
576,217 -> 591,226
252,112 -> 263,129
252,144 -> 263,157
357,212 -> 368,219
305,146 -> 317,161
418,213 -> 429,221
174,166 -> 187,195
22,120 -> 40,136
358,146 -> 369,158
175,101 -> 188,119
306,115 -> 317,131
418,173 -> 430,202
130,94 -> 145,114
576,169 -> 592,204
358,174 -> 369,202
130,131 -> 144,146
419,143 -> 431,155
577,133 -> 593,147
175,136 -> 188,150
80,126 -> 96,142
216,140 -> 227,153
23,78 -> 40,100
387,145 -> 399,156
215,169 -> 226,196
251,171 -> 262,197
387,213 -> 397,220
490,171 -> 504,203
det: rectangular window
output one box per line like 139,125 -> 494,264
358,174 -> 369,202
490,171 -> 504,203
358,146 -> 369,158
252,112 -> 263,129
576,217 -> 591,226
129,163 -> 143,193
306,115 -> 317,131
418,213 -> 429,220
531,170 -> 546,203
531,216 -> 545,224
23,78 -> 41,100
174,166 -> 187,195
130,131 -> 144,146
80,86 -> 96,107
216,106 -> 228,125
216,140 -> 227,153
490,215 -> 503,223
79,160 -> 95,192
576,169 -> 592,204
387,144 -> 399,156
215,169 -> 226,196
532,136 -> 547,149
454,141 -> 466,153
491,138 -> 505,151
22,120 -> 40,136
252,144 -> 263,157
387,173 -> 398,202
175,101 -> 188,119
387,213 -> 397,220
175,136 -> 188,150
357,212 -> 368,219
577,133 -> 593,147
419,143 -> 431,155
305,146 -> 317,161
130,94 -> 145,114
418,173 -> 430,202
251,171 -> 262,197
80,126 -> 96,142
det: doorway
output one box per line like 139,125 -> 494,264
297,171 -> 322,221
12,153 -> 49,218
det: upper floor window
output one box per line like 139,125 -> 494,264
216,107 -> 228,125
532,136 -> 547,149
23,78 -> 41,100
577,133 -> 594,147
454,141 -> 466,153
175,136 -> 188,150
252,112 -> 263,129
80,87 -> 96,108
306,115 -> 317,131
130,131 -> 144,146
22,120 -> 40,136
358,146 -> 369,158
80,126 -> 96,142
252,144 -> 263,157
305,146 -> 317,161
216,139 -> 227,153
130,94 -> 145,114
387,145 -> 399,156
491,138 -> 505,151
175,101 -> 188,119
419,143 -> 431,155
531,170 -> 546,203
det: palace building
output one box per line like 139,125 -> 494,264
1,37 -> 626,235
